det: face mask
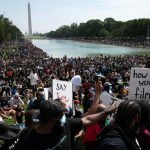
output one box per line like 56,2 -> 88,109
59,115 -> 66,126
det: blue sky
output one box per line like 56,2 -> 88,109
0,0 -> 150,34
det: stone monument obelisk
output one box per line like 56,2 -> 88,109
28,2 -> 32,37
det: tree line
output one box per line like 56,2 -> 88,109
0,14 -> 23,43
46,18 -> 150,41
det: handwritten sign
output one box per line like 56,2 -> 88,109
111,97 -> 124,107
128,67 -> 150,100
52,79 -> 73,108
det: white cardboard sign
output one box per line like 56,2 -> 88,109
52,79 -> 73,108
128,67 -> 150,100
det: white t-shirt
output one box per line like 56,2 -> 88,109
28,72 -> 38,85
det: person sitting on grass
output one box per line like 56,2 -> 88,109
0,97 -> 16,124
8,93 -> 24,124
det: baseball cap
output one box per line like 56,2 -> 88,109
39,100 -> 64,123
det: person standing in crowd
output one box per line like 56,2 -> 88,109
27,69 -> 39,96
95,100 -> 141,150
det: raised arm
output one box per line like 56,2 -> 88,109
82,80 -> 102,117
81,104 -> 116,127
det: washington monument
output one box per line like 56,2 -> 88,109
28,2 -> 32,36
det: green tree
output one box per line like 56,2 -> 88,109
70,23 -> 79,37
104,18 -> 116,32
78,23 -> 87,38
0,14 -> 23,42
56,25 -> 71,38
85,19 -> 104,38
46,18 -> 150,41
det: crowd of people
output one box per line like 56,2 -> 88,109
76,38 -> 150,48
0,40 -> 150,150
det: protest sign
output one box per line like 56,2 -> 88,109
128,67 -> 150,100
100,91 -> 113,107
52,79 -> 73,108
111,97 -> 124,107
100,91 -> 123,108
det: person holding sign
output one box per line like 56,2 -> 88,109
14,81 -> 116,150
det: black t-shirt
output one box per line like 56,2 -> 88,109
67,118 -> 83,149
18,118 -> 83,150
21,129 -> 63,150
